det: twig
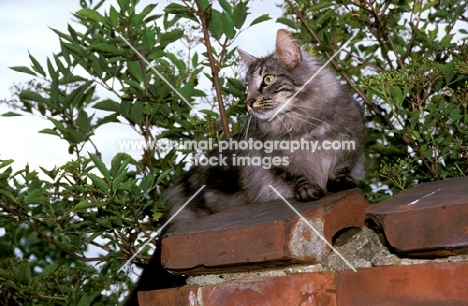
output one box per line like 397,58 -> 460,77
27,219 -> 110,262
363,0 -> 404,68
402,12 -> 421,63
194,0 -> 231,139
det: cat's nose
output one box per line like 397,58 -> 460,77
246,99 -> 255,107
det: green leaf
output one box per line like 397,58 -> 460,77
109,5 -> 119,27
316,9 -> 334,25
48,117 -> 66,133
164,3 -> 197,22
90,42 -> 122,56
39,128 -> 60,136
309,2 -> 335,11
166,52 -> 187,71
29,53 -> 46,77
135,3 -> 158,25
127,60 -> 144,83
449,109 -> 461,121
444,61 -> 454,84
139,173 -> 155,191
88,173 -> 109,195
276,17 -> 297,29
130,101 -> 144,124
74,201 -> 90,210
48,58 -> 59,103
208,10 -> 223,40
250,14 -> 271,27
115,155 -> 132,175
24,189 -> 42,205
411,130 -> 421,140
87,231 -> 102,243
192,52 -> 199,69
9,66 -> 37,76
64,81 -> 94,109
19,90 -> 45,103
110,217 -> 123,226
412,1 -> 422,13
89,153 -> 110,180
76,110 -> 92,133
0,189 -> 15,202
159,29 -> 184,48
143,28 -> 156,47
221,13 -> 235,39
121,99 -> 132,117
428,27 -> 438,43
0,159 -> 14,169
42,263 -> 59,276
16,262 -> 31,285
93,99 -> 121,112
96,114 -> 119,127
218,0 -> 232,14
440,33 -> 454,45
75,8 -> 105,23
111,170 -> 127,192
1,112 -> 21,117
0,268 -> 9,278
96,218 -> 112,229
155,169 -> 172,185
148,49 -> 165,59
232,1 -> 248,29
420,145 -> 433,160
389,86 -> 404,106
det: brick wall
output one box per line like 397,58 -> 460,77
139,177 -> 468,305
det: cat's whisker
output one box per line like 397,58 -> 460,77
287,108 -> 332,127
281,111 -> 321,129
288,111 -> 325,124
275,114 -> 295,135
240,115 -> 251,141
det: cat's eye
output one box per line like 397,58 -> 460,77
262,74 -> 275,86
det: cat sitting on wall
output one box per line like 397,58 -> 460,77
125,29 -> 365,306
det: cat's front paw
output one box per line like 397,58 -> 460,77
293,182 -> 324,202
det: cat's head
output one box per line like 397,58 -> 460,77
237,29 -> 338,126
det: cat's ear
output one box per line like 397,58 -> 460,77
237,48 -> 257,66
275,29 -> 301,68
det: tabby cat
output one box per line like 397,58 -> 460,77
165,29 -> 365,231
125,29 -> 365,305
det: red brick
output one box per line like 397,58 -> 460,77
138,285 -> 198,306
366,176 -> 468,257
337,262 -> 468,306
202,271 -> 336,306
162,189 -> 369,275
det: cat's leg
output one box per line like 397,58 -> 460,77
326,167 -> 357,193
271,166 -> 324,202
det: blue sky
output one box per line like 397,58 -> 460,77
0,0 -> 285,172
